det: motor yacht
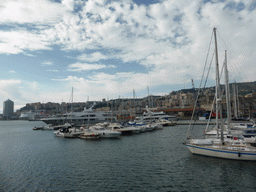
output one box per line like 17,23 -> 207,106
89,125 -> 121,138
107,123 -> 141,135
80,130 -> 100,140
54,124 -> 85,138
41,103 -> 114,126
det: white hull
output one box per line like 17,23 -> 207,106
144,124 -> 155,132
54,127 -> 84,138
80,132 -> 100,140
99,133 -> 121,138
41,104 -> 113,126
186,144 -> 256,161
95,130 -> 121,138
54,132 -> 80,138
54,132 -> 83,138
132,129 -> 141,134
89,126 -> 121,138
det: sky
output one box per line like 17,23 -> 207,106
0,0 -> 256,113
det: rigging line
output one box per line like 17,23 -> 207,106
205,57 -> 226,133
217,30 -> 250,83
68,88 -> 74,113
186,30 -> 214,139
203,53 -> 214,89
219,59 -> 228,127
205,95 -> 216,133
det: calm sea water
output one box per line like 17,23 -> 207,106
1,120 -> 256,191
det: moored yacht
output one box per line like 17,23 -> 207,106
80,130 -> 100,140
41,103 -> 114,126
135,107 -> 177,124
89,125 -> 121,138
107,123 -> 141,135
158,119 -> 176,127
54,123 -> 85,138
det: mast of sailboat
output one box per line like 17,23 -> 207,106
236,84 -> 240,118
71,87 -> 73,124
233,82 -> 238,119
224,50 -> 231,126
147,86 -> 150,108
213,27 -> 224,143
133,89 -> 136,119
111,99 -> 113,123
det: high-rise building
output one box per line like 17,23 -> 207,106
3,99 -> 14,119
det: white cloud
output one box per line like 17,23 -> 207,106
52,76 -> 83,82
9,71 -> 16,73
0,0 -> 65,25
42,61 -> 53,66
77,52 -> 108,62
46,70 -> 59,72
0,0 -> 69,54
68,62 -> 115,71
0,79 -> 22,108
62,0 -> 75,11
0,79 -> 21,89
23,52 -> 36,57
0,30 -> 53,54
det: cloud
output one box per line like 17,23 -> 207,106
62,0 -> 76,11
27,81 -> 39,91
0,79 -> 21,88
0,0 -> 68,54
50,67 -> 189,101
67,62 -> 115,71
9,71 -> 16,73
23,52 -> 36,57
0,79 -> 22,103
0,30 -> 53,54
42,61 -> 53,66
77,52 -> 108,62
46,70 -> 59,72
0,0 -> 66,25
52,76 -> 84,82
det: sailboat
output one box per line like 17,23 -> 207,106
185,27 -> 256,161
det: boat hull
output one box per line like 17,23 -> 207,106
80,133 -> 100,140
54,132 -> 81,138
99,132 -> 121,138
186,144 -> 256,161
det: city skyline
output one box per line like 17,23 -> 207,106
1,0 -> 256,113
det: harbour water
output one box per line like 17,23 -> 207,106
1,120 -> 256,191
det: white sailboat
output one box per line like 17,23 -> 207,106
185,27 -> 256,161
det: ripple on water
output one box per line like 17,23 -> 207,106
2,122 -> 256,191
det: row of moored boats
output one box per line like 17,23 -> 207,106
33,120 -> 175,139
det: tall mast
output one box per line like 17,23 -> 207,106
213,27 -> 223,142
233,82 -> 238,118
147,86 -> 150,108
71,87 -> 73,124
133,89 -> 136,119
236,84 -> 239,118
224,50 -> 231,126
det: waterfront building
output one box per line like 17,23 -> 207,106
3,99 -> 14,119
